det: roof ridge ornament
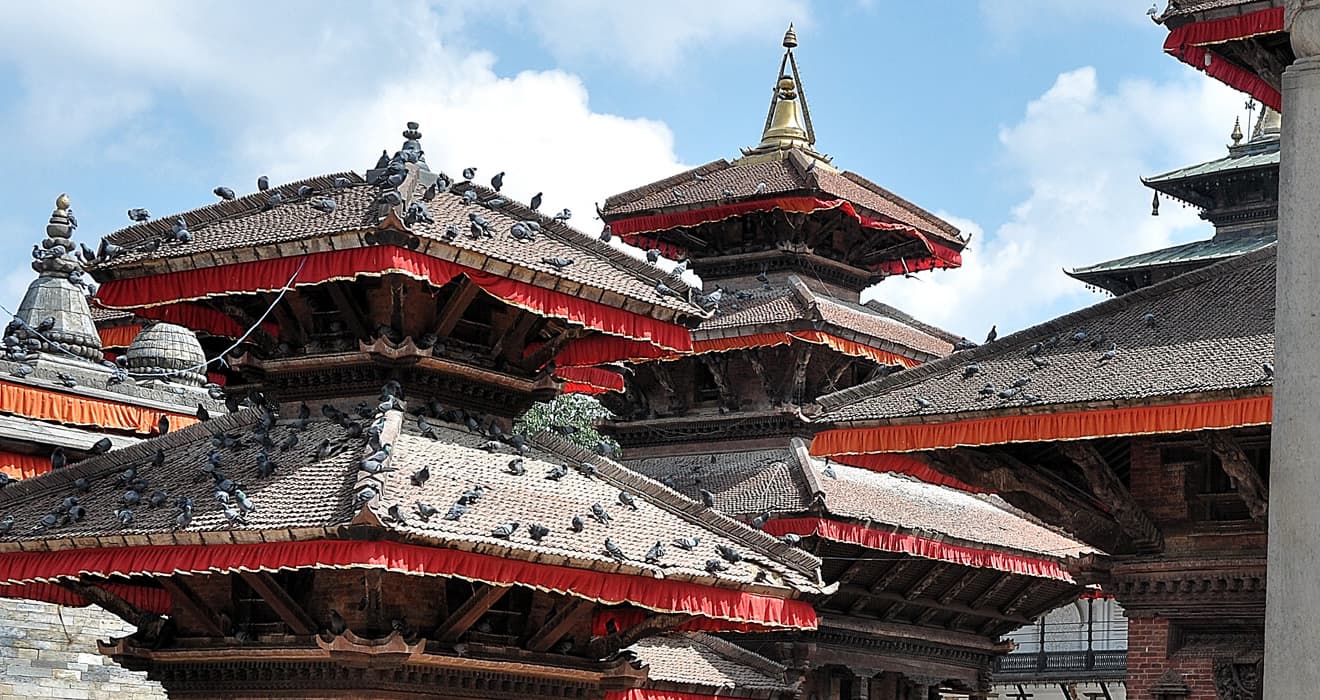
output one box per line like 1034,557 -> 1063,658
738,24 -> 832,166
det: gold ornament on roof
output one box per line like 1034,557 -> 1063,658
739,23 -> 832,168
55,193 -> 70,215
1231,116 -> 1244,145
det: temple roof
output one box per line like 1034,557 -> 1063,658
816,244 -> 1275,425
1156,0 -> 1269,22
601,155 -> 961,246
0,403 -> 823,598
697,277 -> 955,361
1067,229 -> 1276,286
90,157 -> 705,323
626,631 -> 793,693
624,439 -> 1090,563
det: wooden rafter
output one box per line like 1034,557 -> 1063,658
848,558 -> 916,614
786,343 -> 812,404
839,584 -> 1030,626
596,613 -> 694,656
525,598 -> 593,653
970,572 -> 1017,610
906,562 -> 951,600
999,578 -> 1043,619
1201,430 -> 1269,525
157,577 -> 225,637
238,572 -> 316,636
745,349 -> 774,399
522,326 -> 585,371
435,584 -> 509,642
493,312 -> 541,362
698,354 -> 737,409
1055,441 -> 1163,551
326,283 -> 369,339
434,278 -> 481,338
58,579 -> 165,637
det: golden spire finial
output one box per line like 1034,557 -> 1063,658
739,23 -> 831,165
1231,116 -> 1244,145
783,23 -> 798,48
55,193 -> 70,214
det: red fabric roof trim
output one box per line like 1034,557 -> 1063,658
555,366 -> 626,393
0,539 -> 815,630
555,335 -> 671,368
1163,7 -> 1283,111
95,246 -> 693,353
610,196 -> 962,273
0,581 -> 172,615
97,324 -> 141,349
826,452 -> 984,493
0,451 -> 52,481
134,303 -> 279,340
0,380 -> 200,434
812,397 -> 1273,454
608,690 -> 737,700
763,518 -> 1074,582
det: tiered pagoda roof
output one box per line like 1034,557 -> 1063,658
1155,0 -> 1287,111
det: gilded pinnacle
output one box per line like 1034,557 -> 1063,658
55,193 -> 70,214
1231,116 -> 1244,145
783,23 -> 798,48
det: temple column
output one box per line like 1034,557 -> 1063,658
852,674 -> 871,700
1268,3 -> 1320,699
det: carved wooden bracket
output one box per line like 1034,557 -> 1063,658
1055,441 -> 1164,551
1201,431 -> 1269,525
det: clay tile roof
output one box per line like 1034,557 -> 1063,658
1158,0 -> 1269,21
0,355 -> 223,422
0,408 -> 822,594
93,170 -> 705,318
627,631 -> 792,692
816,244 -> 1276,424
812,295 -> 953,357
697,287 -> 807,332
625,441 -> 1091,561
601,154 -> 960,244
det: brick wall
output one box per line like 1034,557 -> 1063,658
1125,616 -> 1214,700
0,599 -> 164,700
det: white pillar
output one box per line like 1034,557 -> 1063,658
1267,4 -> 1320,700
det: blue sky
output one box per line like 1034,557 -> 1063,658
0,1 -> 1245,339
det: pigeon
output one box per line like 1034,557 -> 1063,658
978,384 -> 997,397
985,325 -> 998,343
672,536 -> 701,551
579,462 -> 598,480
698,489 -> 716,507
715,544 -> 742,563
821,461 -> 837,479
255,452 -> 279,478
50,447 -> 66,471
553,208 -> 571,222
491,521 -> 519,539
73,477 -> 90,493
1026,342 -> 1044,356
462,167 -> 477,180
510,222 -> 535,242
435,502 -> 464,521
1098,343 -> 1119,363
603,537 -> 627,562
780,533 -> 802,545
490,172 -> 505,192
617,491 -> 638,510
149,490 -> 169,508
127,208 -> 151,222
0,515 -> 11,534
998,388 -> 1021,400
234,490 -> 256,512
646,249 -> 660,264
311,198 -> 337,214
529,192 -> 543,210
157,415 -> 170,435
1072,329 -> 1089,344
506,458 -> 526,476
297,185 -> 316,198
114,508 -> 134,526
214,186 -> 236,201
387,504 -> 407,524
749,512 -> 770,530
704,559 -> 729,574
599,225 -> 613,243
257,175 -> 270,191
223,505 -> 247,525
590,502 -> 612,524
415,502 -> 439,521
655,281 -> 679,298
68,505 -> 86,522
528,523 -> 551,542
914,397 -> 933,410
545,464 -> 568,481
1012,376 -> 1032,388
541,257 -> 574,269
328,609 -> 348,636
1032,356 -> 1051,369
265,192 -> 283,209
410,467 -> 430,487
1264,362 -> 1274,379
570,514 -> 586,532
644,541 -> 666,564
457,486 -> 484,505
1142,311 -> 1157,327
9,364 -> 32,379
174,509 -> 193,530
962,364 -> 980,379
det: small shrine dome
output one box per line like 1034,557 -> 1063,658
125,322 -> 207,386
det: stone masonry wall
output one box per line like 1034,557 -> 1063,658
0,599 -> 164,700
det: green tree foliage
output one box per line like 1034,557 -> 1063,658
515,393 -> 619,454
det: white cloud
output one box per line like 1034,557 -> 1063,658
866,66 -> 1244,340
979,0 -> 1158,40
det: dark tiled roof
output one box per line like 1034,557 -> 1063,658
627,632 -> 791,692
625,439 -> 1090,560
93,170 -> 705,318
1069,230 -> 1276,277
695,280 -> 953,359
817,245 -> 1276,423
1144,142 -> 1278,188
0,355 -> 222,422
0,407 -> 821,593
1158,0 -> 1273,21
601,152 -> 961,244
88,306 -> 136,326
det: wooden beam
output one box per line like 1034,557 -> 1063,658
326,283 -> 368,339
837,557 -> 872,586
434,278 -> 481,338
906,562 -> 951,600
1055,441 -> 1163,551
525,598 -> 593,653
970,572 -> 1017,610
786,343 -> 812,404
838,584 -> 1030,626
1202,431 -> 1269,525
745,349 -> 774,399
848,559 -> 916,614
938,569 -> 982,606
58,580 -> 165,637
1000,578 -> 1044,619
522,326 -> 585,371
698,354 -> 737,410
239,572 -> 316,636
436,584 -> 509,642
595,613 -> 693,656
494,312 -> 541,362
158,576 -> 225,637
262,292 -> 306,344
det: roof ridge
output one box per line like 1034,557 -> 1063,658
836,170 -> 961,238
861,299 -> 962,344
530,432 -> 823,578
680,631 -> 788,676
101,172 -> 365,249
814,242 -> 1278,414
788,437 -> 825,506
0,410 -> 258,505
602,160 -> 731,213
